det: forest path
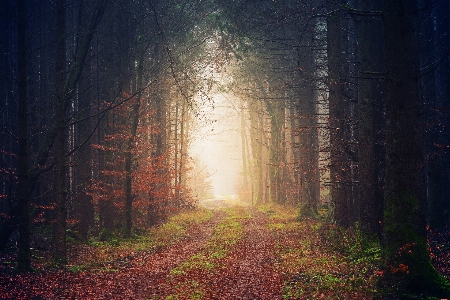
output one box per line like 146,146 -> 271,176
1,202 -> 378,299
1,204 -> 285,299
160,203 -> 283,299
1,209 -> 229,299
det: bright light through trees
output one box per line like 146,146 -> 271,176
190,93 -> 242,197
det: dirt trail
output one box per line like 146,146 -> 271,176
200,207 -> 283,299
1,210 -> 227,299
1,203 -> 285,299
155,203 -> 283,299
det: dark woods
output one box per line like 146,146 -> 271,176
0,0 -> 219,269
1,0 -> 449,297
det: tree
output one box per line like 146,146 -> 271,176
16,0 -> 32,271
327,2 -> 353,227
426,0 -> 450,229
53,0 -> 109,265
295,19 -> 319,217
356,0 -> 385,235
53,0 -> 67,266
380,0 -> 450,296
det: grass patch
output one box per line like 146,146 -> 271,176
258,204 -> 302,233
268,223 -> 288,231
258,204 -> 298,221
165,280 -> 204,300
169,206 -> 245,277
67,208 -> 213,271
272,209 -> 379,299
169,208 -> 213,226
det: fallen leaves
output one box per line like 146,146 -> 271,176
1,203 -> 448,299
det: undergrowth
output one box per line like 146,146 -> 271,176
65,208 -> 213,272
260,203 -> 379,299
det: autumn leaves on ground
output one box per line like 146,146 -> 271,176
0,199 -> 387,299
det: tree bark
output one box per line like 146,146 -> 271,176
174,99 -> 179,201
381,0 -> 450,295
240,98 -> 249,200
427,0 -> 450,229
296,32 -> 319,217
53,0 -> 68,266
125,47 -> 144,238
178,97 -> 186,203
357,0 -> 385,235
17,0 -> 32,271
327,3 -> 352,227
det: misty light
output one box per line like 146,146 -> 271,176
190,93 -> 242,197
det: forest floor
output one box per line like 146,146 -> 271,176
0,199 -> 448,299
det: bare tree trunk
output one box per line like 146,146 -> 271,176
327,4 -> 352,227
278,102 -> 287,204
290,99 -> 300,206
178,98 -> 186,203
296,34 -> 319,217
53,0 -> 68,265
357,0 -> 385,235
74,59 -> 94,241
17,0 -> 32,271
427,0 -> 450,229
125,47 -> 144,237
149,87 -> 167,224
248,99 -> 261,204
174,100 -> 179,200
381,0 -> 450,295
262,114 -> 269,204
240,98 -> 249,200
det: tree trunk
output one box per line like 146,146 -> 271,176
53,0 -> 68,266
296,33 -> 319,217
174,99 -> 179,200
248,99 -> 262,205
125,48 -> 144,237
149,85 -> 167,225
381,0 -> 450,296
53,0 -> 109,262
74,58 -> 94,241
427,0 -> 450,229
240,98 -> 249,200
269,116 -> 280,203
327,4 -> 352,227
178,98 -> 186,203
279,101 -> 288,205
357,0 -> 385,235
17,0 -> 32,271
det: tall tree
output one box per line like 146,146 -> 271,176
17,0 -> 32,271
53,0 -> 109,265
327,3 -> 353,227
295,22 -> 319,217
124,39 -> 145,238
53,0 -> 67,265
427,0 -> 450,229
380,0 -> 450,296
357,0 -> 385,235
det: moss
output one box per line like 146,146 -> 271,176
296,199 -> 317,220
169,209 -> 243,278
380,191 -> 450,298
383,191 -> 418,246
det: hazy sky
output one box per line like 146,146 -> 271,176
190,94 -> 242,196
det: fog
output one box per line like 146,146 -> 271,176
190,94 -> 242,197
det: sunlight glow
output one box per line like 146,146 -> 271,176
190,93 -> 242,198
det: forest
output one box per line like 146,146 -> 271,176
1,0 -> 450,299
